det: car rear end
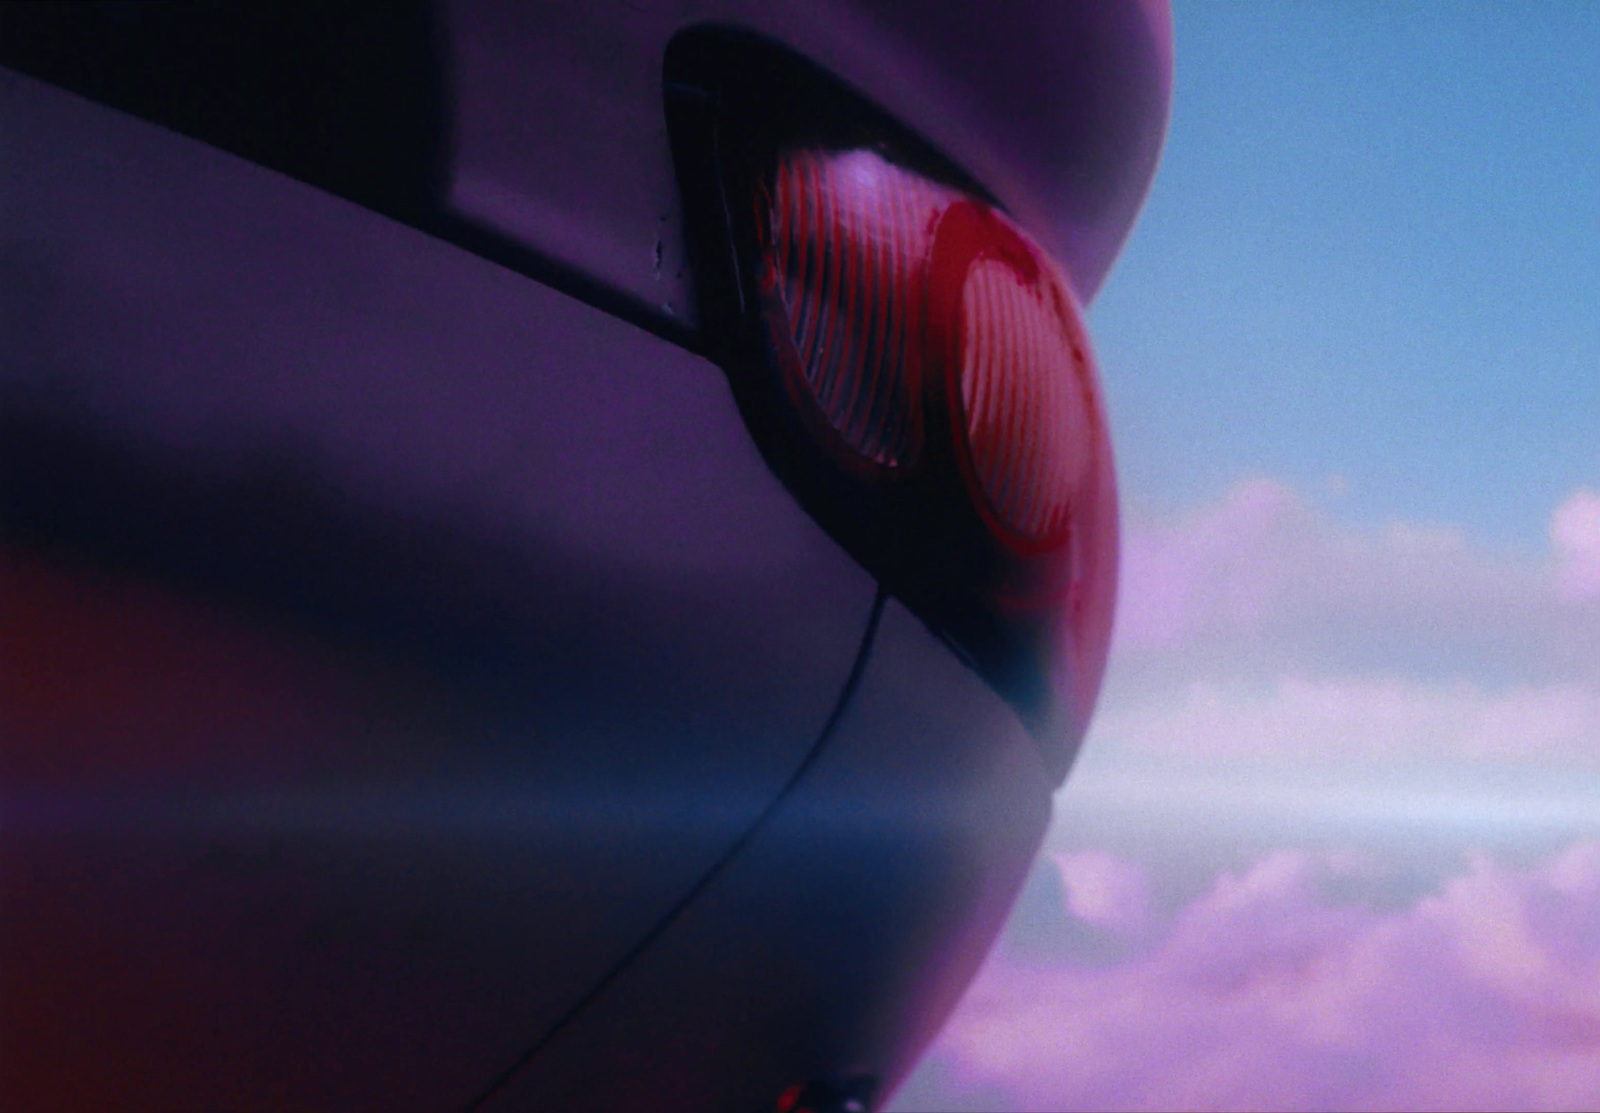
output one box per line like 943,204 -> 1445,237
0,4 -> 1169,1109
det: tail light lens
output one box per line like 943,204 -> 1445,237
666,31 -> 1118,778
765,149 -> 956,469
936,202 -> 1100,550
761,150 -> 1109,551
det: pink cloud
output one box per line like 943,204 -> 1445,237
1089,675 -> 1600,766
903,844 -> 1600,1112
891,481 -> 1600,1111
1051,850 -> 1152,939
1088,479 -> 1600,774
1552,490 -> 1600,601
1112,479 -> 1598,683
1116,477 -> 1312,652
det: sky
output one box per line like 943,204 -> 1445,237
891,4 -> 1600,1110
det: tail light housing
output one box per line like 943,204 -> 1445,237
666,29 -> 1118,781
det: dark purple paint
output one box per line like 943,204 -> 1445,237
2,73 -> 877,1109
0,0 -> 1169,1106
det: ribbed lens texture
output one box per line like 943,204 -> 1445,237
769,149 -> 955,467
960,254 -> 1094,543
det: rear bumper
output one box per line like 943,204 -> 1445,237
1,72 -> 878,1110
1,70 -> 1051,1112
480,599 -> 1052,1113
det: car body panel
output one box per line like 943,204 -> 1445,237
1,71 -> 879,1110
446,0 -> 1171,332
478,598 -> 1052,1112
0,0 -> 1172,1104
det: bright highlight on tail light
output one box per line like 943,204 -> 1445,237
766,149 -> 956,469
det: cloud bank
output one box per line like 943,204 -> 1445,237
1113,477 -> 1599,685
1087,479 -> 1600,777
1552,489 -> 1600,601
904,844 -> 1600,1112
891,479 -> 1600,1111
1090,675 -> 1600,768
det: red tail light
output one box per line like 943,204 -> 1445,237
666,30 -> 1118,776
932,202 -> 1102,552
760,147 -> 1112,562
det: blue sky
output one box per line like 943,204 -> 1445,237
894,5 -> 1600,1109
1093,1 -> 1600,550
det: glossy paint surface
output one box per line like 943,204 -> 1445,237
479,601 -> 1051,1111
0,0 -> 1169,1106
445,0 -> 1170,329
1,73 -> 878,1109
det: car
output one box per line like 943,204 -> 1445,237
0,3 -> 1171,1110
